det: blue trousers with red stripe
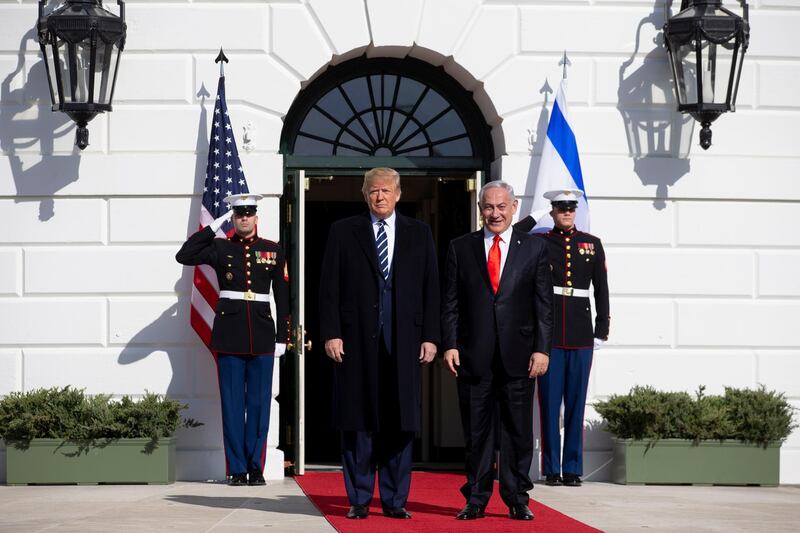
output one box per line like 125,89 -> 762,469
537,347 -> 593,477
216,353 -> 274,476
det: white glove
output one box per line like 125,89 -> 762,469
274,343 -> 286,357
209,209 -> 233,233
593,338 -> 605,350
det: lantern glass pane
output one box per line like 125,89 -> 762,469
56,38 -> 72,103
701,40 -> 735,106
676,42 -> 698,106
42,40 -> 59,106
74,39 -> 92,103
93,40 -> 116,105
105,42 -> 122,105
729,45 -> 745,108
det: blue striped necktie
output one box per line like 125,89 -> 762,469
376,220 -> 389,279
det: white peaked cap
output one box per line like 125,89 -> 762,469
543,189 -> 584,203
223,193 -> 263,208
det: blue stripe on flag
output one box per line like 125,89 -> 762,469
547,101 -> 585,194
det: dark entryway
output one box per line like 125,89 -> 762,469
301,174 -> 473,464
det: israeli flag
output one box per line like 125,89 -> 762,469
529,79 -> 589,232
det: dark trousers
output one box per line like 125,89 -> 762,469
538,347 -> 593,476
341,430 -> 414,508
457,352 -> 535,508
216,353 -> 274,476
341,334 -> 413,508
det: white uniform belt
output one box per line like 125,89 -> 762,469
554,286 -> 590,298
219,290 -> 269,302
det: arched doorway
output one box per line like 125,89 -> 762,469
279,56 -> 495,473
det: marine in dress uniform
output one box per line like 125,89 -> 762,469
176,193 -> 289,486
533,189 -> 609,487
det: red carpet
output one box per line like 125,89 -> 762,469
295,471 -> 602,533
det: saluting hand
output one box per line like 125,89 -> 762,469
444,349 -> 460,377
528,352 -> 549,378
209,209 -> 233,233
325,338 -> 345,363
419,342 -> 437,365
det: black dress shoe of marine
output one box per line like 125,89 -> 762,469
346,505 -> 369,519
228,473 -> 248,486
562,473 -> 583,487
509,504 -> 534,520
382,506 -> 412,519
545,474 -> 562,486
248,471 -> 266,486
456,503 -> 485,520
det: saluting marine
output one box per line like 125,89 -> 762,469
176,193 -> 289,486
517,189 -> 609,487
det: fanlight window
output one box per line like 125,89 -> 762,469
293,74 -> 474,157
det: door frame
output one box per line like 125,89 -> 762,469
281,158 -> 485,474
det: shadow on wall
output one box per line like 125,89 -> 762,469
117,84 -> 212,370
583,418 -> 614,481
618,2 -> 693,210
0,27 -> 81,221
116,89 -> 220,478
517,80 -> 553,217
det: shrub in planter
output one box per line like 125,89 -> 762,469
595,385 -> 796,445
595,385 -> 796,485
0,387 -> 201,485
0,387 -> 201,449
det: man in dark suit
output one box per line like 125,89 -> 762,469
319,167 -> 440,520
176,194 -> 289,486
442,180 -> 553,521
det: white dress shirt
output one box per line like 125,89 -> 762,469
483,225 -> 513,279
370,210 -> 396,271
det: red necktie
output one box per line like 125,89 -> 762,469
488,234 -> 501,294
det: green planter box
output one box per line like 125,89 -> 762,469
5,437 -> 176,485
613,438 -> 780,486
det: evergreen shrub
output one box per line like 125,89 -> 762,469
595,385 -> 796,447
0,387 -> 201,451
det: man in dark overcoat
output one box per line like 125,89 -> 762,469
319,167 -> 440,520
442,180 -> 553,521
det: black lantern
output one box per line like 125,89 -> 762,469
37,0 -> 127,150
663,0 -> 749,149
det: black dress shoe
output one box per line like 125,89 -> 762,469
545,474 -> 562,486
228,473 -> 248,486
562,473 -> 583,487
382,506 -> 412,519
346,505 -> 369,519
509,504 -> 534,520
248,471 -> 266,486
456,503 -> 485,520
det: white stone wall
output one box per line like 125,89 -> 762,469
1,0 -> 799,483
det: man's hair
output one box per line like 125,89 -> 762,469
362,167 -> 401,195
479,180 -> 516,206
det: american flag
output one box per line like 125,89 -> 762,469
190,75 -> 250,348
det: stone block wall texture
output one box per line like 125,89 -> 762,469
1,0 -> 798,483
